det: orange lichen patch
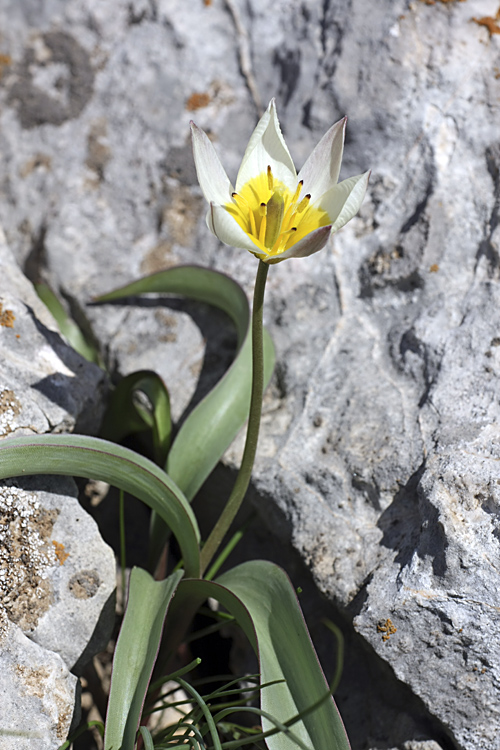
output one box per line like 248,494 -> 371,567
0,53 -> 11,77
472,9 -> 500,36
52,540 -> 70,566
186,92 -> 211,111
377,618 -> 397,642
0,303 -> 15,328
203,0 -> 213,5
430,263 -> 439,272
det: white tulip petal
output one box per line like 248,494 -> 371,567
236,102 -> 272,171
297,117 -> 346,200
236,99 -> 296,192
191,122 -> 234,205
317,171 -> 370,233
267,225 -> 332,264
208,204 -> 269,256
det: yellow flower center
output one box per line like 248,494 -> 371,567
226,166 -> 330,258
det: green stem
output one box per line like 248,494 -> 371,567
200,260 -> 269,575
118,488 -> 126,600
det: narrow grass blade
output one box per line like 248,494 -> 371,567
138,726 -> 155,750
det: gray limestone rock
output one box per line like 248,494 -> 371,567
0,476 -> 116,674
0,615 -> 79,750
0,228 -> 114,744
0,230 -> 106,436
0,0 -> 499,748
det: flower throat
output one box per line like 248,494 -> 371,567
227,165 -> 330,256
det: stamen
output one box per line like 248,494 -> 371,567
291,180 -> 303,204
259,209 -> 267,245
232,192 -> 251,210
281,181 -> 305,229
297,194 -> 311,213
249,209 -> 257,237
231,171 -> 327,256
267,165 -> 273,191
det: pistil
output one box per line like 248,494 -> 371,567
264,190 -> 285,249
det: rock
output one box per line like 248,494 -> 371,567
0,227 -> 114,745
0,0 -> 499,748
0,230 -> 106,436
0,615 -> 79,750
0,476 -> 116,674
0,468 -> 116,748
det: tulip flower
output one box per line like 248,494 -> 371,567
191,99 -> 369,263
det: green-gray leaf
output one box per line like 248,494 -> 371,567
100,370 -> 171,466
174,561 -> 350,750
35,282 -> 101,365
95,265 -> 275,501
104,567 -> 183,750
0,434 -> 200,578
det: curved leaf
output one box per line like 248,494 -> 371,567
174,561 -> 350,750
100,370 -> 171,466
95,265 -> 250,346
217,561 -> 350,750
94,266 -> 275,501
35,282 -> 101,365
105,567 -> 183,750
167,326 -> 274,501
0,435 -> 200,578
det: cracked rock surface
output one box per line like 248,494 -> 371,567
0,616 -> 79,750
0,1 -> 499,748
0,229 -> 113,748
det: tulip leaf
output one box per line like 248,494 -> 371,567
174,561 -> 350,750
0,434 -> 200,578
104,567 -> 183,750
94,265 -> 275,501
94,265 -> 250,346
35,282 -> 101,365
167,324 -> 274,501
100,370 -> 172,466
